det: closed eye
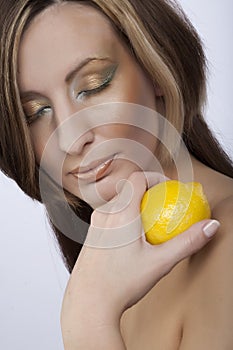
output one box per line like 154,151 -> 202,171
75,65 -> 117,101
26,106 -> 52,125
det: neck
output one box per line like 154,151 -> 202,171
159,143 -> 196,183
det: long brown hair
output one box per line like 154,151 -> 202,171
0,0 -> 232,273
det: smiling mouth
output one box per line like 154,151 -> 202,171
71,154 -> 117,182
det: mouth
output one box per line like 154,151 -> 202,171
70,154 -> 117,182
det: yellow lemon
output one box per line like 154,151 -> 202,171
140,180 -> 211,244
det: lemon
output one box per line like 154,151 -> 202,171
140,180 -> 211,244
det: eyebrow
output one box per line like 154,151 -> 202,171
20,91 -> 48,101
65,56 -> 111,83
20,56 -> 111,100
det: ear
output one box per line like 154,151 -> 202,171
154,84 -> 163,97
154,84 -> 165,116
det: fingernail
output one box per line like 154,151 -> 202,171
203,220 -> 220,238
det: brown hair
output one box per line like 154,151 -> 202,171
0,0 -> 232,273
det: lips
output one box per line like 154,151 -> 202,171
70,154 -> 117,182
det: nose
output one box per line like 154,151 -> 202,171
54,100 -> 95,156
60,127 -> 95,156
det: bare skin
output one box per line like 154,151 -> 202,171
121,161 -> 233,349
17,3 -> 233,349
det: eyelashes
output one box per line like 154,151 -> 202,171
22,100 -> 52,125
75,64 -> 117,101
23,64 -> 118,125
26,106 -> 52,125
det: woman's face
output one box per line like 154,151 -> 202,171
18,2 -> 161,208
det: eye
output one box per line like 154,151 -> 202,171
76,80 -> 110,101
26,106 -> 52,125
75,65 -> 117,102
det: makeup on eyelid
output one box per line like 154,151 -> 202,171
73,63 -> 118,101
22,63 -> 118,123
23,100 -> 48,114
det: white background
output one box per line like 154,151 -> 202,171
0,1 -> 232,349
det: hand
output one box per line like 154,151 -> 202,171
60,171 -> 219,348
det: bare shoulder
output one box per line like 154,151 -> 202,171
203,165 -> 233,243
213,192 -> 233,219
209,193 -> 233,261
188,191 -> 233,284
201,166 -> 233,251
180,194 -> 233,349
189,191 -> 233,288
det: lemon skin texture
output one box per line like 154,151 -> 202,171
140,180 -> 211,245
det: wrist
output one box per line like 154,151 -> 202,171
62,270 -> 125,320
60,286 -> 123,344
61,303 -> 125,350
62,324 -> 126,350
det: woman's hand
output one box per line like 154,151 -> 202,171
60,171 -> 219,349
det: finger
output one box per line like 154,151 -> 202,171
151,219 -> 220,276
95,171 -> 144,215
87,172 -> 147,247
92,175 -> 143,216
105,171 -> 170,236
88,171 -> 171,248
95,171 -> 170,215
115,171 -> 170,210
142,171 -> 170,190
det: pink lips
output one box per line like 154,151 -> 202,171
70,154 -> 117,182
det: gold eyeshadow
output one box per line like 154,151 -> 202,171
21,62 -> 118,123
22,100 -> 50,117
72,63 -> 117,99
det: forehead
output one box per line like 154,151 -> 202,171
18,2 -> 119,91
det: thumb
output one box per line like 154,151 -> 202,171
156,219 -> 220,273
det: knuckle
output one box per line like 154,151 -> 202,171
128,171 -> 146,188
128,171 -> 143,181
183,234 -> 195,250
90,209 -> 104,225
180,228 -> 202,255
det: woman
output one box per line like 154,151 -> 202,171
0,0 -> 233,348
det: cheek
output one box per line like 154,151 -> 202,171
29,127 -> 64,181
29,133 -> 45,164
116,62 -> 156,110
124,79 -> 155,109
95,124 -> 136,138
96,124 -> 158,153
29,127 -> 50,163
29,120 -> 60,161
